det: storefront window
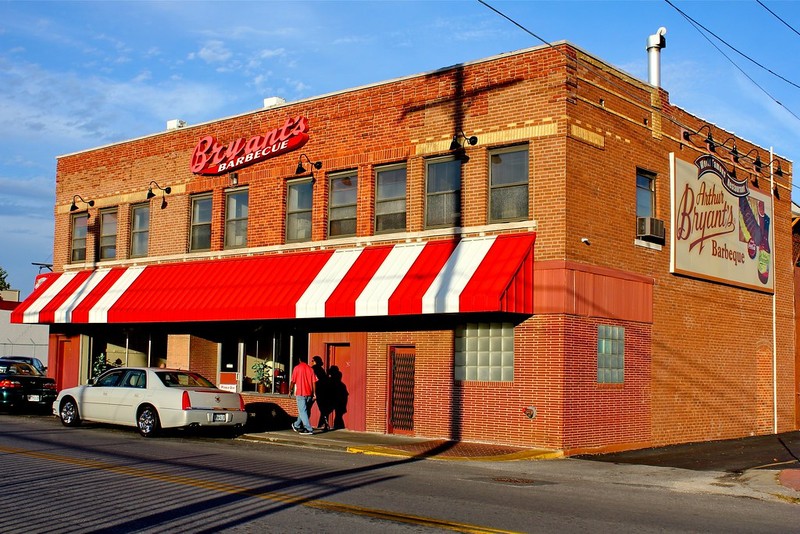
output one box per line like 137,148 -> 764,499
70,213 -> 88,262
454,322 -> 514,381
286,179 -> 313,242
329,171 -> 358,237
130,204 -> 150,258
375,164 -> 406,233
99,209 -> 118,261
190,194 -> 213,251
241,330 -> 306,394
489,146 -> 529,222
426,157 -> 461,228
225,188 -> 249,249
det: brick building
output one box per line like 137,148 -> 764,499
12,41 -> 796,453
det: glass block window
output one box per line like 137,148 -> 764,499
489,146 -> 529,222
597,324 -> 625,383
375,164 -> 406,233
636,169 -> 655,218
286,179 -> 313,242
190,194 -> 212,251
98,209 -> 118,261
130,204 -> 149,258
426,157 -> 461,228
454,322 -> 514,382
225,188 -> 249,249
329,171 -> 358,237
70,213 -> 88,263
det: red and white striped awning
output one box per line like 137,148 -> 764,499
12,233 -> 535,324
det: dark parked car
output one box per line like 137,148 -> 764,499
0,356 -> 47,375
0,361 -> 57,412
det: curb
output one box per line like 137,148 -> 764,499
346,445 -> 564,462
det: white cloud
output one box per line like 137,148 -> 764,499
194,40 -> 232,63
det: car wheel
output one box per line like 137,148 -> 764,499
137,405 -> 160,437
60,397 -> 81,427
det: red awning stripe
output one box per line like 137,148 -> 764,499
11,233 -> 536,324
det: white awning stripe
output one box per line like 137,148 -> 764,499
355,242 -> 426,317
422,236 -> 497,314
54,269 -> 112,323
88,266 -> 146,323
23,272 -> 76,323
296,248 -> 363,318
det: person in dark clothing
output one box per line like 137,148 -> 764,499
327,365 -> 348,430
311,355 -> 331,430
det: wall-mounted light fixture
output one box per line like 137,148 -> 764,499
147,180 -> 171,209
295,154 -> 322,175
682,124 -> 715,152
449,130 -> 479,151
718,138 -> 739,163
69,195 -> 95,212
229,172 -> 238,186
146,180 -> 171,199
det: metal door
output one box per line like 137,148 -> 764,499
388,346 -> 415,434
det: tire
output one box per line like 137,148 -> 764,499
59,397 -> 81,427
137,405 -> 160,437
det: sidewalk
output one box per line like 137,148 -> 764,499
240,428 -> 561,461
239,427 -> 800,502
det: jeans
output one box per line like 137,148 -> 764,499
294,395 -> 314,432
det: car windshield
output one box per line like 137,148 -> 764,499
155,371 -> 215,388
0,362 -> 39,376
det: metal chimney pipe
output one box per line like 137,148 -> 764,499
646,27 -> 667,87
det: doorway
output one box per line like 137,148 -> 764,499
388,346 -> 415,434
309,332 -> 366,431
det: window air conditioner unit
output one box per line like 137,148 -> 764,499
636,217 -> 665,243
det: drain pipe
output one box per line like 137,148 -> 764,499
646,27 -> 667,87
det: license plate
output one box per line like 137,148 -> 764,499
213,413 -> 226,422
28,395 -> 41,402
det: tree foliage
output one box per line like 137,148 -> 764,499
0,267 -> 9,291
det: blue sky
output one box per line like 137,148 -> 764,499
1,0 -> 798,297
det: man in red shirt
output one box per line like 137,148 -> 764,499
289,355 -> 317,435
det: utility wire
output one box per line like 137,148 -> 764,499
757,0 -> 800,38
475,0 -> 795,191
664,0 -> 800,93
665,0 -> 800,123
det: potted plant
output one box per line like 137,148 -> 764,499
252,360 -> 272,393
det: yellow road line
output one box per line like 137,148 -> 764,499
0,445 -> 520,534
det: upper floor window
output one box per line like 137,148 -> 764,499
597,324 -> 624,384
375,164 -> 407,233
426,157 -> 461,228
189,194 -> 212,252
225,188 -> 249,249
286,179 -> 313,243
329,171 -> 358,238
98,209 -> 117,261
489,146 -> 529,222
636,169 -> 655,218
70,213 -> 89,263
130,204 -> 150,258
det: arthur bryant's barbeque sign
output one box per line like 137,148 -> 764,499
191,116 -> 309,175
670,153 -> 773,292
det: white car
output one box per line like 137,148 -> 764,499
53,367 -> 248,437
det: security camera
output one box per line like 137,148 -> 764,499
581,237 -> 591,245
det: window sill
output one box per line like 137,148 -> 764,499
634,239 -> 662,251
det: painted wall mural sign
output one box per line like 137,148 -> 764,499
670,153 -> 773,293
190,116 -> 309,175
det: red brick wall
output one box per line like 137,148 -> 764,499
48,43 -> 795,451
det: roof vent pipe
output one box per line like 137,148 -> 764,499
646,27 -> 667,87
